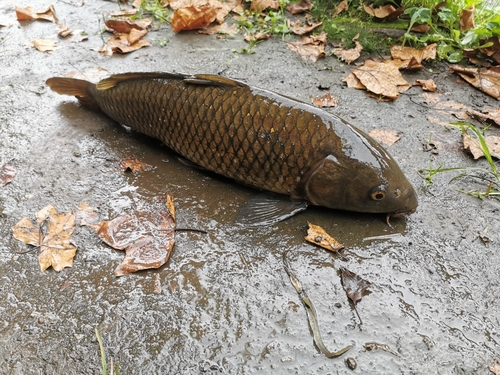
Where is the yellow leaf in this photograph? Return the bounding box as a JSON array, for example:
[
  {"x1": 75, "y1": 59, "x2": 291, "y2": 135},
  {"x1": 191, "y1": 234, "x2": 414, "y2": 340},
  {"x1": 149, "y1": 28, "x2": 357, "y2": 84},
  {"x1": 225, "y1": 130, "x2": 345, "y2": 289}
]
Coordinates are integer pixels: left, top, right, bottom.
[{"x1": 304, "y1": 222, "x2": 344, "y2": 252}]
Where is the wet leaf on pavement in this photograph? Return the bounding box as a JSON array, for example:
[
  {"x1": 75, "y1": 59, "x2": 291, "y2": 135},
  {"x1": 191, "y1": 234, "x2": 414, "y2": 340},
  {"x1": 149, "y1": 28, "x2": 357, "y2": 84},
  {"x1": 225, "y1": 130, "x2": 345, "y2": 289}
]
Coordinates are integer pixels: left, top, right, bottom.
[
  {"x1": 12, "y1": 205, "x2": 77, "y2": 272},
  {"x1": 87, "y1": 194, "x2": 176, "y2": 277},
  {"x1": 31, "y1": 39, "x2": 60, "y2": 53},
  {"x1": 171, "y1": 4, "x2": 218, "y2": 32},
  {"x1": 311, "y1": 92, "x2": 338, "y2": 108},
  {"x1": 0, "y1": 163, "x2": 17, "y2": 187},
  {"x1": 198, "y1": 22, "x2": 238, "y2": 35},
  {"x1": 304, "y1": 222, "x2": 344, "y2": 252},
  {"x1": 390, "y1": 44, "x2": 437, "y2": 69},
  {"x1": 340, "y1": 268, "x2": 371, "y2": 303},
  {"x1": 120, "y1": 156, "x2": 155, "y2": 172},
  {"x1": 15, "y1": 5, "x2": 58, "y2": 23},
  {"x1": 413, "y1": 79, "x2": 437, "y2": 92},
  {"x1": 105, "y1": 18, "x2": 152, "y2": 34},
  {"x1": 333, "y1": 39, "x2": 363, "y2": 64},
  {"x1": 287, "y1": 0, "x2": 312, "y2": 15},
  {"x1": 450, "y1": 65, "x2": 500, "y2": 100},
  {"x1": 468, "y1": 106, "x2": 500, "y2": 127},
  {"x1": 288, "y1": 19, "x2": 322, "y2": 36},
  {"x1": 57, "y1": 24, "x2": 88, "y2": 43},
  {"x1": 368, "y1": 129, "x2": 401, "y2": 146},
  {"x1": 287, "y1": 32, "x2": 326, "y2": 62},
  {"x1": 489, "y1": 359, "x2": 500, "y2": 375},
  {"x1": 462, "y1": 133, "x2": 500, "y2": 160}
]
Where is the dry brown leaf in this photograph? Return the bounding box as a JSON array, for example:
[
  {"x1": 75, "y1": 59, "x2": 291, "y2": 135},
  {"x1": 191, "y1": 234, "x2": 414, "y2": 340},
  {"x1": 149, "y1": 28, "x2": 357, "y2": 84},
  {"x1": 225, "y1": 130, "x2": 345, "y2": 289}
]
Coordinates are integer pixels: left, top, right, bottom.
[
  {"x1": 287, "y1": 0, "x2": 312, "y2": 15},
  {"x1": 463, "y1": 133, "x2": 500, "y2": 159},
  {"x1": 362, "y1": 3, "x2": 403, "y2": 20},
  {"x1": 450, "y1": 65, "x2": 500, "y2": 100},
  {"x1": 413, "y1": 79, "x2": 437, "y2": 92},
  {"x1": 350, "y1": 59, "x2": 410, "y2": 99},
  {"x1": 0, "y1": 163, "x2": 17, "y2": 187},
  {"x1": 343, "y1": 72, "x2": 366, "y2": 89},
  {"x1": 95, "y1": 34, "x2": 150, "y2": 55},
  {"x1": 171, "y1": 5, "x2": 218, "y2": 32},
  {"x1": 15, "y1": 5, "x2": 58, "y2": 23},
  {"x1": 56, "y1": 24, "x2": 73, "y2": 38},
  {"x1": 460, "y1": 5, "x2": 474, "y2": 31},
  {"x1": 199, "y1": 22, "x2": 237, "y2": 35},
  {"x1": 128, "y1": 28, "x2": 148, "y2": 44},
  {"x1": 340, "y1": 268, "x2": 371, "y2": 303},
  {"x1": 32, "y1": 39, "x2": 59, "y2": 53},
  {"x1": 287, "y1": 32, "x2": 326, "y2": 62},
  {"x1": 288, "y1": 19, "x2": 322, "y2": 36},
  {"x1": 333, "y1": 0, "x2": 348, "y2": 17},
  {"x1": 87, "y1": 194, "x2": 176, "y2": 276},
  {"x1": 304, "y1": 222, "x2": 344, "y2": 252},
  {"x1": 333, "y1": 40, "x2": 363, "y2": 64},
  {"x1": 105, "y1": 18, "x2": 152, "y2": 34},
  {"x1": 12, "y1": 205, "x2": 77, "y2": 272},
  {"x1": 244, "y1": 31, "x2": 270, "y2": 42},
  {"x1": 368, "y1": 129, "x2": 401, "y2": 146},
  {"x1": 311, "y1": 92, "x2": 338, "y2": 108},
  {"x1": 390, "y1": 44, "x2": 437, "y2": 65},
  {"x1": 120, "y1": 157, "x2": 155, "y2": 172},
  {"x1": 467, "y1": 107, "x2": 500, "y2": 127},
  {"x1": 411, "y1": 23, "x2": 431, "y2": 33},
  {"x1": 489, "y1": 359, "x2": 500, "y2": 375},
  {"x1": 250, "y1": 0, "x2": 279, "y2": 12}
]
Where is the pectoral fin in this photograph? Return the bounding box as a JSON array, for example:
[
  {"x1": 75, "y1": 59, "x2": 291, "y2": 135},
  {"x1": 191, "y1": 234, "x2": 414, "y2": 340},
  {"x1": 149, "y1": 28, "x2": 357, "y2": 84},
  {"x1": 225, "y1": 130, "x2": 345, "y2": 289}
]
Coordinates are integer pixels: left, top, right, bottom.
[{"x1": 236, "y1": 193, "x2": 308, "y2": 226}]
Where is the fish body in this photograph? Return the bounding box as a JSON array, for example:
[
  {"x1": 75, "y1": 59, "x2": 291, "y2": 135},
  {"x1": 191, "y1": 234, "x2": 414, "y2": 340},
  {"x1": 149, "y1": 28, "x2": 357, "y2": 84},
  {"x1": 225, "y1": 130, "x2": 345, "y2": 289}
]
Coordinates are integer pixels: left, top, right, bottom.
[{"x1": 46, "y1": 72, "x2": 418, "y2": 223}]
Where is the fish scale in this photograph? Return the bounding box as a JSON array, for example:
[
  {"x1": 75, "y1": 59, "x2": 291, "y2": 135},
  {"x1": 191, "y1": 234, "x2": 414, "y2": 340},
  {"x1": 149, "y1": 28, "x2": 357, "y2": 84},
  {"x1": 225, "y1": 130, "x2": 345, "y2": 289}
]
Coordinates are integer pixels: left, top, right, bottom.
[{"x1": 46, "y1": 72, "x2": 418, "y2": 221}]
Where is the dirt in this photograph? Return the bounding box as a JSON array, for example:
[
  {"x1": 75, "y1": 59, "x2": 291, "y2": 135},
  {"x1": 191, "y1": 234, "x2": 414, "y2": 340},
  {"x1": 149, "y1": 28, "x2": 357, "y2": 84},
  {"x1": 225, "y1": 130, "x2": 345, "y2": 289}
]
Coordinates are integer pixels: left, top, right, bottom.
[{"x1": 1, "y1": 1, "x2": 500, "y2": 374}]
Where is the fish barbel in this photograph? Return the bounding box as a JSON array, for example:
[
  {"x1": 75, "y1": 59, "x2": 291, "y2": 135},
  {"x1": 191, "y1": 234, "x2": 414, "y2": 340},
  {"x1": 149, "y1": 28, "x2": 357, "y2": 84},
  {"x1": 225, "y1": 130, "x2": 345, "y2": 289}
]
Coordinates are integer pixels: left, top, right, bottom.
[{"x1": 46, "y1": 72, "x2": 418, "y2": 224}]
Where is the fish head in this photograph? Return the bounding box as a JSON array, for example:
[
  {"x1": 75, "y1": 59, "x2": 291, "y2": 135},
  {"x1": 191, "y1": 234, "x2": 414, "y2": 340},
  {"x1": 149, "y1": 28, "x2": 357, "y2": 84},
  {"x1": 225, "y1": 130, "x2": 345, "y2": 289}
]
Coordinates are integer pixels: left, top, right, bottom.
[{"x1": 300, "y1": 151, "x2": 418, "y2": 219}]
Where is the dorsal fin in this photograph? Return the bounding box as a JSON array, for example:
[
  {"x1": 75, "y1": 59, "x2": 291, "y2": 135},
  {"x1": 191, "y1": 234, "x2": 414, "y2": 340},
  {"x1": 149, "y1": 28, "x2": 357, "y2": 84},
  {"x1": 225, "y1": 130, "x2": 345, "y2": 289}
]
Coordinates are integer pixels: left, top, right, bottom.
[
  {"x1": 186, "y1": 74, "x2": 247, "y2": 88},
  {"x1": 96, "y1": 72, "x2": 187, "y2": 90}
]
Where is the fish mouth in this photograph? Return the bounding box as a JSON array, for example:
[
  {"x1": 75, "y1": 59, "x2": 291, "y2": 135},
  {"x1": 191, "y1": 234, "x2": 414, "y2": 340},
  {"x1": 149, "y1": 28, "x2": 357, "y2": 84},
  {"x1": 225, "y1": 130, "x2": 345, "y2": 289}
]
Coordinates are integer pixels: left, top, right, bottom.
[{"x1": 385, "y1": 207, "x2": 417, "y2": 225}]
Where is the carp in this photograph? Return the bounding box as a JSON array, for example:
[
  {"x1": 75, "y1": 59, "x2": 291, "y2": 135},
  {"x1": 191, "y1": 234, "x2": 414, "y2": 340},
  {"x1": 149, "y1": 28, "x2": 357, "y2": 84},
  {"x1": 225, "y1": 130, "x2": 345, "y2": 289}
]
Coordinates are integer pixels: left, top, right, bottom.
[{"x1": 46, "y1": 72, "x2": 418, "y2": 224}]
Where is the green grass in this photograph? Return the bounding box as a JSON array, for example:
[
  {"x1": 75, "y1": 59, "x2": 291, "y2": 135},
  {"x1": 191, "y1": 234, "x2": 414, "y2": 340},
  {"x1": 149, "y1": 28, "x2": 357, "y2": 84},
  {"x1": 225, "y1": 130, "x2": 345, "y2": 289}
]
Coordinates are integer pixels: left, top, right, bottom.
[
  {"x1": 419, "y1": 122, "x2": 500, "y2": 199},
  {"x1": 96, "y1": 328, "x2": 120, "y2": 375}
]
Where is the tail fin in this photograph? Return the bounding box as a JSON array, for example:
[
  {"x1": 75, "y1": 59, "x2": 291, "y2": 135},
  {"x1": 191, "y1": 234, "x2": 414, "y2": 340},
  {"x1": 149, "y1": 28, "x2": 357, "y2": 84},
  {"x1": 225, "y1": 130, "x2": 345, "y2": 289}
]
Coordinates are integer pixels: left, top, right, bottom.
[{"x1": 46, "y1": 77, "x2": 100, "y2": 110}]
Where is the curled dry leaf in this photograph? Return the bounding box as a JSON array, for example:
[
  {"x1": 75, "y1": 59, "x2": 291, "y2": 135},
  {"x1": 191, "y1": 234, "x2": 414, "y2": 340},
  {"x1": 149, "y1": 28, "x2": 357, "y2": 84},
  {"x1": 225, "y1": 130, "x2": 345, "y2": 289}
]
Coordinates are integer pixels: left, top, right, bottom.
[
  {"x1": 304, "y1": 222, "x2": 344, "y2": 252},
  {"x1": 12, "y1": 205, "x2": 77, "y2": 272},
  {"x1": 368, "y1": 129, "x2": 401, "y2": 146},
  {"x1": 462, "y1": 133, "x2": 500, "y2": 160},
  {"x1": 340, "y1": 268, "x2": 371, "y2": 304},
  {"x1": 333, "y1": 40, "x2": 363, "y2": 64},
  {"x1": 460, "y1": 5, "x2": 475, "y2": 31},
  {"x1": 311, "y1": 92, "x2": 338, "y2": 108},
  {"x1": 413, "y1": 79, "x2": 437, "y2": 92},
  {"x1": 31, "y1": 39, "x2": 59, "y2": 53},
  {"x1": 288, "y1": 20, "x2": 322, "y2": 36},
  {"x1": 171, "y1": 5, "x2": 218, "y2": 32},
  {"x1": 390, "y1": 44, "x2": 437, "y2": 66},
  {"x1": 15, "y1": 5, "x2": 58, "y2": 23},
  {"x1": 250, "y1": 0, "x2": 279, "y2": 12},
  {"x1": 105, "y1": 18, "x2": 152, "y2": 34},
  {"x1": 87, "y1": 194, "x2": 176, "y2": 276},
  {"x1": 287, "y1": 32, "x2": 327, "y2": 62},
  {"x1": 198, "y1": 22, "x2": 237, "y2": 35},
  {"x1": 0, "y1": 163, "x2": 17, "y2": 187},
  {"x1": 95, "y1": 35, "x2": 150, "y2": 56},
  {"x1": 333, "y1": 0, "x2": 348, "y2": 17},
  {"x1": 468, "y1": 107, "x2": 500, "y2": 127},
  {"x1": 120, "y1": 156, "x2": 155, "y2": 172},
  {"x1": 362, "y1": 3, "x2": 403, "y2": 20},
  {"x1": 450, "y1": 65, "x2": 500, "y2": 100},
  {"x1": 287, "y1": 0, "x2": 312, "y2": 15}
]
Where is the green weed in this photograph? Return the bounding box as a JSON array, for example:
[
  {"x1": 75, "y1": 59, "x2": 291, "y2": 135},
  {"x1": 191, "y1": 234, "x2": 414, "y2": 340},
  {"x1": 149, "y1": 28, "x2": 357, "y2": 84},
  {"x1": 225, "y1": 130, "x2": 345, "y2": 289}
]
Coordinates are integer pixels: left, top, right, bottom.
[
  {"x1": 419, "y1": 122, "x2": 500, "y2": 199},
  {"x1": 96, "y1": 328, "x2": 120, "y2": 375},
  {"x1": 134, "y1": 0, "x2": 171, "y2": 26}
]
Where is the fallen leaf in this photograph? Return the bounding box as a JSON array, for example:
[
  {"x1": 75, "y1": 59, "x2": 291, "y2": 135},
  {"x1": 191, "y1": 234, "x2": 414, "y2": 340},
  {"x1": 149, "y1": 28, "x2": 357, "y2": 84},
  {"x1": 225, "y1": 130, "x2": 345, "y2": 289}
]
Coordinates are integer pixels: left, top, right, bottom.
[
  {"x1": 250, "y1": 0, "x2": 279, "y2": 12},
  {"x1": 411, "y1": 23, "x2": 431, "y2": 33},
  {"x1": 105, "y1": 18, "x2": 152, "y2": 34},
  {"x1": 0, "y1": 163, "x2": 17, "y2": 187},
  {"x1": 343, "y1": 72, "x2": 366, "y2": 90},
  {"x1": 287, "y1": 32, "x2": 326, "y2": 62},
  {"x1": 463, "y1": 133, "x2": 500, "y2": 160},
  {"x1": 76, "y1": 202, "x2": 100, "y2": 226},
  {"x1": 340, "y1": 268, "x2": 371, "y2": 303},
  {"x1": 489, "y1": 359, "x2": 500, "y2": 375},
  {"x1": 87, "y1": 194, "x2": 176, "y2": 276},
  {"x1": 171, "y1": 5, "x2": 218, "y2": 32},
  {"x1": 244, "y1": 31, "x2": 270, "y2": 42},
  {"x1": 467, "y1": 107, "x2": 500, "y2": 127},
  {"x1": 390, "y1": 44, "x2": 437, "y2": 65},
  {"x1": 287, "y1": 0, "x2": 312, "y2": 15},
  {"x1": 304, "y1": 222, "x2": 344, "y2": 252},
  {"x1": 56, "y1": 24, "x2": 73, "y2": 38},
  {"x1": 333, "y1": 0, "x2": 348, "y2": 17},
  {"x1": 15, "y1": 5, "x2": 58, "y2": 23},
  {"x1": 460, "y1": 5, "x2": 474, "y2": 31},
  {"x1": 311, "y1": 92, "x2": 338, "y2": 108},
  {"x1": 450, "y1": 65, "x2": 500, "y2": 100},
  {"x1": 198, "y1": 22, "x2": 237, "y2": 35},
  {"x1": 333, "y1": 40, "x2": 363, "y2": 64},
  {"x1": 120, "y1": 157, "x2": 155, "y2": 172},
  {"x1": 288, "y1": 19, "x2": 322, "y2": 36},
  {"x1": 413, "y1": 79, "x2": 437, "y2": 92},
  {"x1": 368, "y1": 129, "x2": 401, "y2": 146},
  {"x1": 362, "y1": 3, "x2": 403, "y2": 20},
  {"x1": 31, "y1": 39, "x2": 60, "y2": 53},
  {"x1": 95, "y1": 34, "x2": 150, "y2": 55},
  {"x1": 349, "y1": 59, "x2": 410, "y2": 99},
  {"x1": 12, "y1": 205, "x2": 77, "y2": 272}
]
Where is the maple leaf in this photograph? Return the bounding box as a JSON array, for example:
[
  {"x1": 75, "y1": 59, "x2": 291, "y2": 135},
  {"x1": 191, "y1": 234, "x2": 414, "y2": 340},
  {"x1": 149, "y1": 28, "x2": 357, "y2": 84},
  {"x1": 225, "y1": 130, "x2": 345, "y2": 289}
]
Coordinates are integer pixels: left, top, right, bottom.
[
  {"x1": 340, "y1": 268, "x2": 371, "y2": 304},
  {"x1": 87, "y1": 194, "x2": 176, "y2": 276},
  {"x1": 0, "y1": 163, "x2": 17, "y2": 187},
  {"x1": 12, "y1": 205, "x2": 77, "y2": 272},
  {"x1": 304, "y1": 222, "x2": 344, "y2": 252}
]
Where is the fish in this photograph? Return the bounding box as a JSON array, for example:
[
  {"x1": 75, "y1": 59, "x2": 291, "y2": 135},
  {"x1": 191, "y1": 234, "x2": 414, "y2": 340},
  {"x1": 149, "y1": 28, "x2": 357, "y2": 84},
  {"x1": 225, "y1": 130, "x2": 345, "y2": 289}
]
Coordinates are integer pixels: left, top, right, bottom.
[{"x1": 46, "y1": 72, "x2": 418, "y2": 224}]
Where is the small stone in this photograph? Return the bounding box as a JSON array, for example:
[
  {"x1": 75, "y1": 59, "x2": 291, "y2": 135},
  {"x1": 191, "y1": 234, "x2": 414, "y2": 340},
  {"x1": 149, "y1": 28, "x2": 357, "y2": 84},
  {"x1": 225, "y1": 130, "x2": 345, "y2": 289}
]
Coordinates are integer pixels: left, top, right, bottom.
[{"x1": 345, "y1": 357, "x2": 357, "y2": 370}]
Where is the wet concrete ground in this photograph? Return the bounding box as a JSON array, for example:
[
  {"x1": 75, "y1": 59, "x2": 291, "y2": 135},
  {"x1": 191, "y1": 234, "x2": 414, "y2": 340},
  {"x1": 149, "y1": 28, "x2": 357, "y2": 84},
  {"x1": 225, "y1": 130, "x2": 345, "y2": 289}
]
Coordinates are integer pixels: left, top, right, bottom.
[{"x1": 1, "y1": 1, "x2": 500, "y2": 374}]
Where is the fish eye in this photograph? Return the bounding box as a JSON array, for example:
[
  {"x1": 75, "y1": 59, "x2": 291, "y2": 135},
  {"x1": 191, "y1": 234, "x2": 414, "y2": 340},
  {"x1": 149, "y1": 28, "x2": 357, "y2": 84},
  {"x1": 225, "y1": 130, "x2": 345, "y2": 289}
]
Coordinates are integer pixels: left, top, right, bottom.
[{"x1": 369, "y1": 185, "x2": 387, "y2": 201}]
